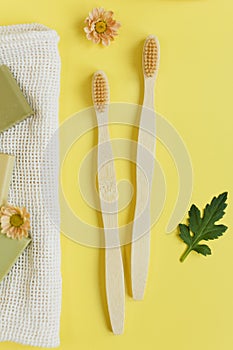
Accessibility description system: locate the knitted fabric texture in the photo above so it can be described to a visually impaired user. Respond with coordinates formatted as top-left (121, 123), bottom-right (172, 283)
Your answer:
top-left (0, 24), bottom-right (61, 347)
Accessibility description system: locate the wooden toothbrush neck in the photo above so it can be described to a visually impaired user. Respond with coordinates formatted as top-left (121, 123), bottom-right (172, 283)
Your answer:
top-left (96, 110), bottom-right (109, 125)
top-left (143, 78), bottom-right (156, 110)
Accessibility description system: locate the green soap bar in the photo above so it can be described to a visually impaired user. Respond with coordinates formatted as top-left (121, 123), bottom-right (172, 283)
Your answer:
top-left (0, 234), bottom-right (31, 282)
top-left (0, 153), bottom-right (31, 283)
top-left (0, 153), bottom-right (15, 205)
top-left (0, 65), bottom-right (33, 132)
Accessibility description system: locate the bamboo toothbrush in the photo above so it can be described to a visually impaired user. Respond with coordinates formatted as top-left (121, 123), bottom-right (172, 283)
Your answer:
top-left (131, 35), bottom-right (160, 300)
top-left (92, 71), bottom-right (125, 335)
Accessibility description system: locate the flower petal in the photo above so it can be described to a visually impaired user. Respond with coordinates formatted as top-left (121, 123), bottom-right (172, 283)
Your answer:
top-left (93, 8), bottom-right (99, 18)
top-left (98, 7), bottom-right (105, 16)
top-left (103, 10), bottom-right (114, 20)
top-left (88, 11), bottom-right (94, 20)
top-left (102, 36), bottom-right (110, 46)
top-left (93, 36), bottom-right (101, 44)
top-left (1, 225), bottom-right (11, 234)
top-left (84, 26), bottom-right (90, 34)
top-left (112, 22), bottom-right (121, 30)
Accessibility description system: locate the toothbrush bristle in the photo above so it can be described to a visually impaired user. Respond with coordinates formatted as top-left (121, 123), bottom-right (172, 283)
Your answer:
top-left (93, 72), bottom-right (109, 113)
top-left (144, 36), bottom-right (160, 78)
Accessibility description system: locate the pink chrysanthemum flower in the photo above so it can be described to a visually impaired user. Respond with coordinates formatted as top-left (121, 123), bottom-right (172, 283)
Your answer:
top-left (0, 205), bottom-right (30, 240)
top-left (84, 8), bottom-right (121, 46)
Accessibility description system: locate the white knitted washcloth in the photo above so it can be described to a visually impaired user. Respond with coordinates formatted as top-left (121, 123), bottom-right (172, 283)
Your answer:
top-left (0, 24), bottom-right (61, 347)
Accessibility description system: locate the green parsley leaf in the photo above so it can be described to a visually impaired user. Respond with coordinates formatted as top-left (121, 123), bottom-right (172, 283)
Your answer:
top-left (179, 192), bottom-right (228, 262)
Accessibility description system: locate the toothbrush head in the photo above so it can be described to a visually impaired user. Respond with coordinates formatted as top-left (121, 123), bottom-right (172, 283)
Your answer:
top-left (143, 35), bottom-right (160, 78)
top-left (92, 71), bottom-right (109, 113)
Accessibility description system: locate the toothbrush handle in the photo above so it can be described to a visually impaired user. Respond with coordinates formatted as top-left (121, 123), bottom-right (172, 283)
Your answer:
top-left (105, 236), bottom-right (125, 335)
top-left (131, 200), bottom-right (151, 300)
top-left (131, 81), bottom-right (156, 300)
top-left (97, 123), bottom-right (125, 334)
top-left (131, 149), bottom-right (154, 300)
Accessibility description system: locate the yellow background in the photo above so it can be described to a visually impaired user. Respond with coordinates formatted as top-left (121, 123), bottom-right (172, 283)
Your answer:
top-left (1, 0), bottom-right (233, 349)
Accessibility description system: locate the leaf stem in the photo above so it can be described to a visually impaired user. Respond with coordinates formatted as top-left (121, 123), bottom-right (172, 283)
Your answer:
top-left (180, 247), bottom-right (192, 262)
